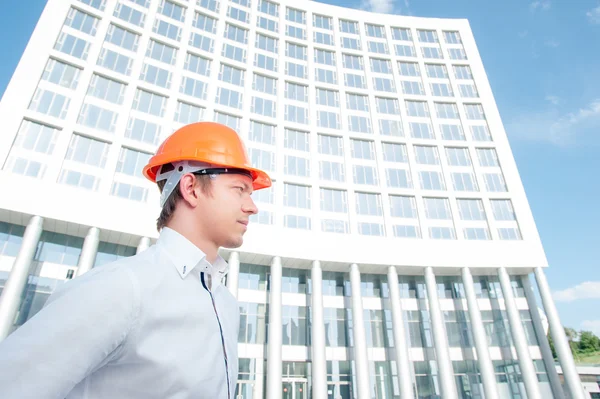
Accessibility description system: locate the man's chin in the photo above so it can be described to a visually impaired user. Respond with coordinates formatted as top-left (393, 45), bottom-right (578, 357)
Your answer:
top-left (222, 236), bottom-right (244, 249)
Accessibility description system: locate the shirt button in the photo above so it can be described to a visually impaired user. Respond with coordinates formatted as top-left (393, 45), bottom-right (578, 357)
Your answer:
top-left (183, 265), bottom-right (186, 274)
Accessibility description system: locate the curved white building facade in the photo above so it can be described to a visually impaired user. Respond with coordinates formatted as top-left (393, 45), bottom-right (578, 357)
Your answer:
top-left (0, 0), bottom-right (586, 398)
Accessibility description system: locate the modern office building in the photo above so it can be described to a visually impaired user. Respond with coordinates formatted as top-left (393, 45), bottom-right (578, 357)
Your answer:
top-left (0, 0), bottom-right (585, 398)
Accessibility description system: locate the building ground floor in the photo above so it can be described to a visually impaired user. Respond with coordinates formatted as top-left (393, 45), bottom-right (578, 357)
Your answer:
top-left (0, 214), bottom-right (589, 399)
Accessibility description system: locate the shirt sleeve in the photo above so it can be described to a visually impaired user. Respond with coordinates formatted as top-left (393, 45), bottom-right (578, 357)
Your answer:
top-left (0, 264), bottom-right (141, 399)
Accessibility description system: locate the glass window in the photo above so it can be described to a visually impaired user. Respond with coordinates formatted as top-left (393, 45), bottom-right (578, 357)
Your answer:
top-left (282, 306), bottom-right (310, 345)
top-left (339, 20), bottom-right (359, 34)
top-left (54, 32), bottom-right (90, 60)
top-left (248, 147), bottom-right (275, 172)
top-left (348, 115), bottom-right (372, 133)
top-left (391, 27), bottom-right (412, 41)
top-left (445, 147), bottom-right (471, 166)
top-left (256, 15), bottom-right (278, 32)
top-left (132, 89), bottom-right (167, 117)
top-left (401, 81), bottom-right (424, 96)
top-left (238, 263), bottom-right (269, 291)
top-left (285, 104), bottom-right (309, 124)
top-left (224, 23), bottom-right (248, 44)
top-left (382, 143), bottom-right (407, 163)
top-left (258, 0), bottom-right (278, 17)
top-left (318, 134), bottom-right (343, 156)
top-left (490, 200), bottom-right (516, 221)
top-left (379, 119), bottom-right (403, 137)
top-left (284, 214), bottom-right (311, 230)
top-left (77, 103), bottom-right (119, 133)
top-left (417, 29), bottom-right (438, 43)
top-left (314, 49), bottom-right (336, 66)
top-left (189, 32), bottom-right (214, 52)
top-left (355, 192), bottom-right (382, 216)
top-left (285, 128), bottom-right (310, 152)
top-left (353, 165), bottom-right (378, 185)
top-left (0, 222), bottom-right (26, 257)
top-left (320, 189), bottom-right (348, 213)
top-left (341, 36), bottom-right (361, 50)
top-left (315, 68), bottom-right (337, 84)
top-left (390, 196), bottom-right (417, 218)
top-left (316, 88), bottom-right (339, 107)
top-left (429, 226), bottom-right (456, 239)
top-left (414, 145), bottom-right (439, 165)
top-left (464, 104), bottom-right (486, 120)
top-left (313, 14), bottom-right (332, 30)
top-left (253, 73), bottom-right (277, 95)
top-left (254, 52), bottom-right (276, 71)
top-left (423, 197), bottom-right (452, 219)
top-left (394, 44), bottom-right (415, 57)
top-left (410, 122), bottom-right (434, 139)
top-left (193, 12), bottom-right (217, 33)
top-left (113, 2), bottom-right (146, 27)
top-left (477, 148), bottom-right (499, 167)
top-left (464, 227), bottom-right (490, 240)
top-left (227, 6), bottom-right (249, 24)
top-left (197, 0), bottom-right (219, 13)
top-left (216, 87), bottom-right (243, 109)
top-left (238, 302), bottom-right (268, 344)
top-left (105, 24), bottom-right (139, 52)
top-left (65, 134), bottom-right (109, 167)
top-left (174, 101), bottom-right (205, 124)
top-left (419, 171), bottom-right (445, 190)
top-left (365, 23), bottom-right (385, 38)
top-left (314, 31), bottom-right (333, 46)
top-left (249, 121), bottom-right (276, 145)
top-left (457, 199), bottom-right (486, 220)
top-left (471, 125), bottom-right (492, 141)
top-left (351, 139), bottom-right (374, 160)
top-left (284, 183), bottom-right (311, 209)
top-left (285, 155), bottom-right (310, 177)
top-left (425, 64), bottom-right (448, 79)
top-left (97, 48), bottom-right (133, 75)
top-left (255, 33), bottom-right (278, 53)
top-left (452, 173), bottom-right (479, 192)
top-left (87, 74), bottom-right (126, 104)
top-left (125, 117), bottom-right (161, 145)
top-left (250, 96), bottom-right (277, 118)
top-left (431, 82), bottom-right (454, 97)
top-left (319, 160), bottom-right (345, 182)
top-left (454, 65), bottom-right (473, 80)
top-left (158, 0), bottom-right (185, 21)
top-left (286, 42), bottom-right (307, 60)
top-left (440, 124), bottom-right (465, 141)
top-left (459, 83), bottom-right (479, 98)
top-left (406, 100), bottom-right (429, 117)
top-left (358, 222), bottom-right (384, 236)
top-left (219, 63), bottom-right (245, 86)
top-left (286, 82), bottom-right (308, 102)
top-left (386, 168), bottom-right (412, 189)
top-left (180, 76), bottom-right (207, 100)
top-left (65, 7), bottom-right (99, 35)
top-left (184, 53), bottom-right (211, 76)
top-left (484, 173), bottom-right (507, 192)
top-left (140, 63), bottom-right (172, 88)
top-left (435, 103), bottom-right (459, 119)
top-left (146, 40), bottom-right (178, 65)
top-left (9, 120), bottom-right (59, 155)
top-left (28, 89), bottom-right (70, 119)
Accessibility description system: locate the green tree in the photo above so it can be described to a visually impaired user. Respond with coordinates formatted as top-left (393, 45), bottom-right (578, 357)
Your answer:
top-left (579, 331), bottom-right (600, 353)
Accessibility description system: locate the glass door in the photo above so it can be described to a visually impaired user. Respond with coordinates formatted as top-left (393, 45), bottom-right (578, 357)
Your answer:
top-left (282, 379), bottom-right (307, 399)
top-left (327, 382), bottom-right (352, 399)
top-left (235, 381), bottom-right (256, 399)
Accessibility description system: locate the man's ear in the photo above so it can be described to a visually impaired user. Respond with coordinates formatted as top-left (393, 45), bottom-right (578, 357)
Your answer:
top-left (178, 173), bottom-right (199, 207)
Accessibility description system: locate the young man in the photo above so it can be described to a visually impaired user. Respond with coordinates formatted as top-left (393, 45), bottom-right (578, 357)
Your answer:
top-left (0, 122), bottom-right (271, 398)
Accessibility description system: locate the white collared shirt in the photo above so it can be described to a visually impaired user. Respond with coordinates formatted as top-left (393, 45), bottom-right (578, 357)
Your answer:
top-left (0, 227), bottom-right (239, 399)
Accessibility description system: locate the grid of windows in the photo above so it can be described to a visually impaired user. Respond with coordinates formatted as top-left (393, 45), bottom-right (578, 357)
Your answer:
top-left (6, 2), bottom-right (525, 240)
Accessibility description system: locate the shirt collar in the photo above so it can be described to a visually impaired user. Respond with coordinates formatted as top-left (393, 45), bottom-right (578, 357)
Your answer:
top-left (156, 227), bottom-right (229, 283)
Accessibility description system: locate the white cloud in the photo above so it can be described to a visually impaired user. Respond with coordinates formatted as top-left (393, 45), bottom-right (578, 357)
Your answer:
top-left (360, 0), bottom-right (393, 13)
top-left (581, 320), bottom-right (600, 336)
top-left (587, 6), bottom-right (600, 24)
top-left (359, 0), bottom-right (409, 14)
top-left (530, 0), bottom-right (551, 11)
top-left (553, 281), bottom-right (600, 302)
top-left (506, 99), bottom-right (600, 146)
top-left (544, 39), bottom-right (560, 48)
top-left (545, 95), bottom-right (560, 105)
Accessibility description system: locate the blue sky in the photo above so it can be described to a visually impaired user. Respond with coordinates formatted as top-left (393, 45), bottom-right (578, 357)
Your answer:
top-left (1, 1), bottom-right (599, 334)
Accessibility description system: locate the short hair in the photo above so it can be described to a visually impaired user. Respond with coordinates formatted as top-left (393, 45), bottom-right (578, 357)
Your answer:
top-left (156, 163), bottom-right (212, 231)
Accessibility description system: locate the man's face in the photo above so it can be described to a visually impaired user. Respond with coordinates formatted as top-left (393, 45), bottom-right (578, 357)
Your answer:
top-left (195, 173), bottom-right (258, 249)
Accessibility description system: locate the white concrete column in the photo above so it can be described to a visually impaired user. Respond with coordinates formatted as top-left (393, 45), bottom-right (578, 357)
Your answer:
top-left (349, 263), bottom-right (370, 399)
top-left (226, 251), bottom-right (240, 298)
top-left (0, 215), bottom-right (43, 340)
top-left (521, 274), bottom-right (565, 399)
top-left (387, 266), bottom-right (413, 399)
top-left (424, 267), bottom-right (457, 399)
top-left (461, 268), bottom-right (499, 399)
top-left (76, 227), bottom-right (100, 277)
top-left (534, 267), bottom-right (586, 399)
top-left (136, 237), bottom-right (151, 253)
top-left (310, 261), bottom-right (327, 399)
top-left (497, 268), bottom-right (542, 399)
top-left (266, 256), bottom-right (282, 399)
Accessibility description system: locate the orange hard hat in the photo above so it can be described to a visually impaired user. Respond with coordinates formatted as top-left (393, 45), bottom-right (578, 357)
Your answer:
top-left (142, 122), bottom-right (272, 191)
